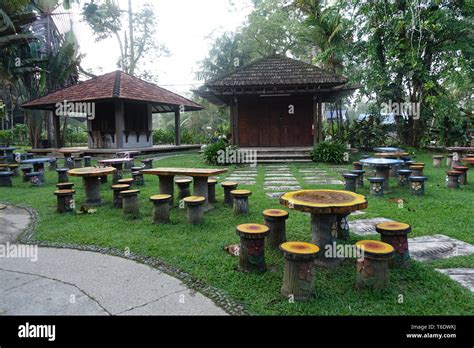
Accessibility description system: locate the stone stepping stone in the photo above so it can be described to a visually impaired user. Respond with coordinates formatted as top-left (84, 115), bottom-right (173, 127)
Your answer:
top-left (305, 180), bottom-right (344, 185)
top-left (265, 173), bottom-right (294, 176)
top-left (349, 217), bottom-right (394, 236)
top-left (264, 181), bottom-right (299, 185)
top-left (265, 192), bottom-right (286, 199)
top-left (351, 210), bottom-right (366, 216)
top-left (264, 186), bottom-right (302, 191)
top-left (302, 176), bottom-right (331, 180)
top-left (435, 268), bottom-right (474, 292)
top-left (409, 235), bottom-right (474, 262)
top-left (264, 177), bottom-right (297, 181)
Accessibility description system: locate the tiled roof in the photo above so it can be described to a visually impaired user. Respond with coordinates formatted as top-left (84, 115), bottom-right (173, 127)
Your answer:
top-left (22, 71), bottom-right (203, 112)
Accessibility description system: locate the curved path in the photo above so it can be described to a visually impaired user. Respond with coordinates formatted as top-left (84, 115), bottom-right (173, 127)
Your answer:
top-left (0, 205), bottom-right (226, 315)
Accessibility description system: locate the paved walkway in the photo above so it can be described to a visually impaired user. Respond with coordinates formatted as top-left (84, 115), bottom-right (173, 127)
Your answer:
top-left (0, 205), bottom-right (226, 315)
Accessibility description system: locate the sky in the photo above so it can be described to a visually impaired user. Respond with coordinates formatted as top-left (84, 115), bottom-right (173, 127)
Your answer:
top-left (64, 0), bottom-right (254, 96)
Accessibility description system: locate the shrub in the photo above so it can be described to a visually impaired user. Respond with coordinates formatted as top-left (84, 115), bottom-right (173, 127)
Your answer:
top-left (202, 139), bottom-right (236, 166)
top-left (153, 129), bottom-right (175, 144)
top-left (311, 141), bottom-right (347, 164)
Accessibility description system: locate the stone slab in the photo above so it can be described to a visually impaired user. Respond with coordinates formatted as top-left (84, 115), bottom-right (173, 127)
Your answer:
top-left (349, 217), bottom-right (394, 236)
top-left (0, 205), bottom-right (32, 243)
top-left (264, 186), bottom-right (302, 191)
top-left (265, 192), bottom-right (286, 199)
top-left (435, 268), bottom-right (474, 292)
top-left (409, 235), bottom-right (474, 262)
top-left (264, 181), bottom-right (299, 185)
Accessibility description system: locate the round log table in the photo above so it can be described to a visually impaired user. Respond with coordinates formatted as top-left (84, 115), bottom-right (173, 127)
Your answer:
top-left (68, 167), bottom-right (116, 206)
top-left (55, 148), bottom-right (81, 169)
top-left (375, 152), bottom-right (410, 177)
top-left (280, 189), bottom-right (368, 267)
top-left (373, 147), bottom-right (404, 153)
top-left (360, 158), bottom-right (403, 193)
top-left (99, 158), bottom-right (133, 184)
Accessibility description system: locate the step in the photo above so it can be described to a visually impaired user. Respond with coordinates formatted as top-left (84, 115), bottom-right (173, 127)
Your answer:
top-left (258, 159), bottom-right (313, 164)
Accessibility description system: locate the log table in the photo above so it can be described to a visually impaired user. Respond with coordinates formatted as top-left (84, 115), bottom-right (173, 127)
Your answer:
top-left (55, 148), bottom-right (82, 169)
top-left (0, 147), bottom-right (18, 163)
top-left (373, 147), bottom-right (405, 153)
top-left (68, 167), bottom-right (116, 206)
top-left (360, 158), bottom-right (403, 193)
top-left (141, 167), bottom-right (228, 211)
top-left (375, 152), bottom-right (409, 177)
top-left (280, 189), bottom-right (368, 267)
top-left (98, 158), bottom-right (133, 184)
top-left (20, 158), bottom-right (55, 184)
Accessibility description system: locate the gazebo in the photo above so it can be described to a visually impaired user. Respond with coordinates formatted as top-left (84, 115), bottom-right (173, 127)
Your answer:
top-left (196, 54), bottom-right (357, 147)
top-left (22, 71), bottom-right (203, 149)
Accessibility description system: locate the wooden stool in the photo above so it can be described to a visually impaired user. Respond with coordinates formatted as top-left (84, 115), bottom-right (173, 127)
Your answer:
top-left (183, 196), bottom-right (205, 224)
top-left (376, 222), bottom-right (411, 268)
top-left (351, 170), bottom-right (365, 188)
top-left (111, 184), bottom-right (131, 208)
top-left (56, 168), bottom-right (69, 183)
top-left (176, 179), bottom-right (192, 199)
top-left (141, 158), bottom-right (153, 169)
top-left (453, 166), bottom-right (468, 185)
top-left (231, 189), bottom-right (252, 215)
top-left (21, 166), bottom-right (33, 182)
top-left (368, 177), bottom-right (384, 196)
top-left (26, 172), bottom-right (42, 186)
top-left (280, 242), bottom-right (319, 300)
top-left (401, 160), bottom-right (415, 170)
top-left (0, 172), bottom-right (13, 187)
top-left (8, 164), bottom-right (19, 176)
top-left (397, 169), bottom-right (412, 187)
top-left (56, 182), bottom-right (75, 190)
top-left (446, 170), bottom-right (462, 189)
top-left (121, 189), bottom-right (140, 218)
top-left (446, 154), bottom-right (454, 167)
top-left (342, 173), bottom-right (358, 192)
top-left (131, 166), bottom-right (145, 172)
top-left (150, 194), bottom-right (172, 224)
top-left (132, 171), bottom-right (145, 186)
top-left (118, 178), bottom-right (134, 187)
top-left (409, 165), bottom-right (424, 177)
top-left (54, 189), bottom-right (76, 213)
top-left (432, 155), bottom-right (443, 168)
top-left (83, 156), bottom-right (92, 167)
top-left (73, 157), bottom-right (83, 168)
top-left (221, 181), bottom-right (238, 205)
top-left (235, 223), bottom-right (270, 273)
top-left (352, 161), bottom-right (363, 171)
top-left (263, 209), bottom-right (289, 249)
top-left (355, 240), bottom-right (394, 289)
top-left (409, 176), bottom-right (427, 196)
top-left (207, 178), bottom-right (218, 203)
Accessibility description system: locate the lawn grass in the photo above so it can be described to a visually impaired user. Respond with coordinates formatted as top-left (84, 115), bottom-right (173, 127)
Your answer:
top-left (1, 151), bottom-right (473, 315)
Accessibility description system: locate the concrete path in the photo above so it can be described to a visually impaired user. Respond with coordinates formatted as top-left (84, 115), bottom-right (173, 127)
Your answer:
top-left (0, 205), bottom-right (226, 315)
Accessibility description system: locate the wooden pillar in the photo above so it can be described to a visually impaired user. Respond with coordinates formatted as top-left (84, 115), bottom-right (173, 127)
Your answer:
top-left (53, 111), bottom-right (60, 148)
top-left (175, 108), bottom-right (181, 146)
top-left (232, 96), bottom-right (239, 146)
top-left (114, 100), bottom-right (124, 149)
top-left (317, 102), bottom-right (323, 143)
top-left (312, 96), bottom-right (318, 146)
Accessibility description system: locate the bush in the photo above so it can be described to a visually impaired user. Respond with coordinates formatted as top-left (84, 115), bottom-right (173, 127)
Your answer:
top-left (202, 139), bottom-right (236, 166)
top-left (311, 141), bottom-right (347, 164)
top-left (153, 129), bottom-right (175, 144)
top-left (0, 130), bottom-right (13, 145)
top-left (65, 128), bottom-right (88, 145)
top-left (0, 124), bottom-right (29, 146)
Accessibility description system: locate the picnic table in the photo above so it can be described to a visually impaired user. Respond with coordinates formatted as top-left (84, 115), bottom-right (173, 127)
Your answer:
top-left (373, 147), bottom-right (404, 153)
top-left (55, 148), bottom-right (82, 168)
top-left (141, 167), bottom-right (228, 211)
top-left (360, 158), bottom-right (403, 193)
top-left (0, 147), bottom-right (18, 163)
top-left (280, 189), bottom-right (368, 266)
top-left (20, 157), bottom-right (55, 183)
top-left (99, 158), bottom-right (134, 183)
top-left (68, 167), bottom-right (116, 206)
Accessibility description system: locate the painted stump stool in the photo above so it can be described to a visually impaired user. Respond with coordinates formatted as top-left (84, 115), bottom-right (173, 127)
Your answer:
top-left (25, 172), bottom-right (42, 186)
top-left (56, 168), bottom-right (69, 183)
top-left (397, 169), bottom-right (412, 187)
top-left (432, 155), bottom-right (444, 168)
top-left (121, 189), bottom-right (140, 218)
top-left (342, 173), bottom-right (358, 192)
top-left (408, 176), bottom-right (427, 196)
top-left (353, 162), bottom-right (363, 171)
top-left (150, 194), bottom-right (172, 224)
top-left (207, 178), bottom-right (218, 203)
top-left (262, 209), bottom-right (289, 249)
top-left (20, 158), bottom-right (53, 184)
top-left (280, 190), bottom-right (368, 267)
top-left (446, 170), bottom-right (462, 189)
top-left (118, 178), bottom-right (134, 187)
top-left (221, 181), bottom-right (239, 205)
top-left (56, 182), bottom-right (74, 190)
top-left (452, 166), bottom-right (468, 185)
top-left (21, 166), bottom-right (33, 182)
top-left (54, 189), bottom-right (76, 213)
top-left (231, 189), bottom-right (252, 215)
top-left (183, 196), bottom-right (205, 225)
top-left (401, 160), bottom-right (415, 170)
top-left (83, 156), bottom-right (92, 167)
top-left (111, 184), bottom-right (131, 208)
top-left (141, 159), bottom-right (153, 169)
top-left (0, 171), bottom-right (13, 187)
top-left (447, 154), bottom-right (454, 167)
top-left (68, 167), bottom-right (116, 206)
top-left (368, 177), bottom-right (385, 196)
top-left (73, 157), bottom-right (83, 168)
top-left (409, 165), bottom-right (424, 177)
top-left (132, 171), bottom-right (145, 186)
top-left (351, 169), bottom-right (365, 188)
top-left (280, 242), bottom-right (319, 301)
top-left (176, 178), bottom-right (192, 200)
top-left (355, 240), bottom-right (394, 289)
top-left (376, 222), bottom-right (411, 268)
top-left (235, 223), bottom-right (270, 273)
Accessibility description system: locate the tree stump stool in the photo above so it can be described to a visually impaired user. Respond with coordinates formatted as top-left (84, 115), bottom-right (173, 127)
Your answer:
top-left (235, 223), bottom-right (270, 273)
top-left (409, 176), bottom-right (427, 196)
top-left (0, 172), bottom-right (13, 187)
top-left (73, 157), bottom-right (83, 168)
top-left (351, 169), bottom-right (365, 188)
top-left (111, 184), bottom-right (131, 208)
top-left (221, 181), bottom-right (238, 205)
top-left (56, 182), bottom-right (74, 190)
top-left (446, 170), bottom-right (462, 189)
top-left (355, 240), bottom-right (394, 289)
top-left (49, 158), bottom-right (57, 171)
top-left (150, 194), bottom-right (172, 224)
top-left (262, 209), bottom-right (289, 249)
top-left (409, 165), bottom-right (424, 177)
top-left (432, 155), bottom-right (444, 168)
top-left (56, 168), bottom-right (69, 183)
top-left (376, 221), bottom-right (411, 268)
top-left (8, 164), bottom-right (19, 176)
top-left (183, 196), bottom-right (205, 225)
top-left (453, 166), bottom-right (468, 185)
top-left (353, 162), bottom-right (363, 171)
top-left (54, 189), bottom-right (76, 213)
top-left (368, 177), bottom-right (384, 196)
top-left (83, 156), bottom-right (92, 167)
top-left (21, 166), bottom-right (33, 182)
top-left (176, 179), bottom-right (192, 200)
top-left (121, 189), bottom-right (140, 218)
top-left (231, 189), bottom-right (252, 215)
top-left (397, 169), bottom-right (412, 187)
top-left (280, 242), bottom-right (319, 300)
top-left (446, 154), bottom-right (454, 167)
top-left (141, 159), bottom-right (153, 169)
top-left (64, 156), bottom-right (74, 169)
top-left (208, 178), bottom-right (218, 203)
top-left (26, 172), bottom-right (42, 186)
top-left (401, 160), bottom-right (415, 170)
top-left (342, 173), bottom-right (358, 192)
top-left (132, 171), bottom-right (145, 186)
top-left (118, 178), bottom-right (134, 187)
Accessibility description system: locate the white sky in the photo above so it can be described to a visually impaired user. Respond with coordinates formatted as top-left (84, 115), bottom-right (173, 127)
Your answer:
top-left (67, 0), bottom-right (254, 96)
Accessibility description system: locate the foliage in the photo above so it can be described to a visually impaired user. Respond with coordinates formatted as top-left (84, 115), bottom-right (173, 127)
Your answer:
top-left (152, 128), bottom-right (175, 145)
top-left (152, 128), bottom-right (205, 145)
top-left (0, 124), bottom-right (29, 145)
top-left (202, 139), bottom-right (235, 166)
top-left (64, 127), bottom-right (88, 146)
top-left (347, 116), bottom-right (392, 150)
top-left (311, 140), bottom-right (347, 164)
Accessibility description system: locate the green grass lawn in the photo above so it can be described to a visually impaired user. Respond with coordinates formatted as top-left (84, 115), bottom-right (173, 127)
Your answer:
top-left (1, 151), bottom-right (474, 315)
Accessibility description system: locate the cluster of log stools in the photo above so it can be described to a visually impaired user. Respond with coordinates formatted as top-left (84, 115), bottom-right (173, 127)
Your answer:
top-left (432, 153), bottom-right (471, 189)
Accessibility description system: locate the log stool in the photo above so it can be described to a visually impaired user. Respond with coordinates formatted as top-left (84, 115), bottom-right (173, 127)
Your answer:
top-left (49, 158), bottom-right (57, 171)
top-left (353, 162), bottom-right (363, 171)
top-left (111, 184), bottom-right (131, 208)
top-left (54, 189), bottom-right (76, 213)
top-left (26, 172), bottom-right (42, 186)
top-left (409, 165), bottom-right (424, 177)
top-left (409, 176), bottom-right (427, 196)
top-left (8, 164), bottom-right (19, 176)
top-left (73, 157), bottom-right (83, 168)
top-left (221, 181), bottom-right (238, 205)
top-left (280, 242), bottom-right (319, 300)
top-left (342, 173), bottom-right (358, 192)
top-left (183, 196), bottom-right (205, 225)
top-left (176, 179), bottom-right (192, 200)
top-left (0, 172), bottom-right (13, 187)
top-left (141, 158), bottom-right (153, 169)
top-left (57, 168), bottom-right (69, 183)
top-left (21, 166), bottom-right (33, 182)
top-left (150, 194), bottom-right (172, 224)
top-left (132, 171), bottom-right (145, 186)
top-left (432, 155), bottom-right (444, 168)
top-left (368, 177), bottom-right (384, 196)
top-left (446, 154), bottom-right (454, 167)
top-left (121, 189), bottom-right (140, 218)
top-left (453, 166), bottom-right (468, 185)
top-left (262, 209), bottom-right (289, 249)
top-left (397, 169), bottom-right (412, 187)
top-left (118, 178), bottom-right (134, 187)
top-left (355, 240), bottom-right (394, 289)
top-left (235, 223), bottom-right (270, 273)
top-left (56, 182), bottom-right (74, 190)
top-left (401, 160), bottom-right (415, 170)
top-left (446, 170), bottom-right (462, 189)
top-left (231, 189), bottom-right (252, 215)
top-left (376, 221), bottom-right (411, 268)
top-left (351, 169), bottom-right (365, 188)
top-left (361, 154), bottom-right (370, 159)
top-left (83, 156), bottom-right (92, 167)
top-left (131, 166), bottom-right (145, 172)
top-left (208, 178), bottom-right (218, 203)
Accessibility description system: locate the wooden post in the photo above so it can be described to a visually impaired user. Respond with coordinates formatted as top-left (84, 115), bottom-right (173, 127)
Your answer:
top-left (312, 96), bottom-right (318, 146)
top-left (233, 97), bottom-right (239, 146)
top-left (114, 100), bottom-right (124, 149)
top-left (175, 108), bottom-right (181, 146)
